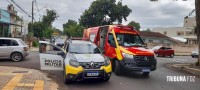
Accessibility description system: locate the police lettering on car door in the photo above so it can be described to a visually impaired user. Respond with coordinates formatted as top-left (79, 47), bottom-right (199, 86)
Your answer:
top-left (39, 41), bottom-right (65, 70)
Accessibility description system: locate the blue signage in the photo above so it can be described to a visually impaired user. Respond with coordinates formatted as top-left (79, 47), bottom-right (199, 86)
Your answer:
top-left (0, 9), bottom-right (10, 23)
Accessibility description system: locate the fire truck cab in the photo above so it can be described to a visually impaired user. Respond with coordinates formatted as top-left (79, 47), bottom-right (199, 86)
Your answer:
top-left (83, 25), bottom-right (157, 76)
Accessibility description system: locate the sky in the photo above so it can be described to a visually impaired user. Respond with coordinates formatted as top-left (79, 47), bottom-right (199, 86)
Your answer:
top-left (0, 0), bottom-right (195, 31)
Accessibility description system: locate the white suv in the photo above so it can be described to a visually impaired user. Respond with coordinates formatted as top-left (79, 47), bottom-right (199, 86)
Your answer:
top-left (0, 38), bottom-right (29, 61)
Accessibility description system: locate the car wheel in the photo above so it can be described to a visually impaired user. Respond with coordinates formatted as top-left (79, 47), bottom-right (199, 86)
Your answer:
top-left (170, 54), bottom-right (174, 58)
top-left (143, 72), bottom-right (150, 76)
top-left (103, 77), bottom-right (110, 81)
top-left (115, 60), bottom-right (121, 75)
top-left (11, 52), bottom-right (22, 62)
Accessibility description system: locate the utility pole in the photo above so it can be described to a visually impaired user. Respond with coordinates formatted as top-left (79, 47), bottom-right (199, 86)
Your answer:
top-left (31, 0), bottom-right (34, 36)
top-left (195, 0), bottom-right (200, 65)
top-left (29, 0), bottom-right (34, 49)
top-left (21, 17), bottom-right (23, 33)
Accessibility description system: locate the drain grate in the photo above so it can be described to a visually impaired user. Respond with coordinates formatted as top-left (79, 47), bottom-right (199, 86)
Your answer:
top-left (12, 71), bottom-right (29, 73)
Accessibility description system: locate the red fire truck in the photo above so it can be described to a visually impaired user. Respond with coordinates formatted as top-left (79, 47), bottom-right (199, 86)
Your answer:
top-left (83, 25), bottom-right (157, 76)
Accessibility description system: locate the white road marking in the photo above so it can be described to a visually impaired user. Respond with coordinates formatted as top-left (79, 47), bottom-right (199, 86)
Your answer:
top-left (158, 57), bottom-right (187, 63)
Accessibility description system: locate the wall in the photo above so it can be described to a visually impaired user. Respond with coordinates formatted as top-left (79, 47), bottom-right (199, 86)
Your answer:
top-left (147, 43), bottom-right (197, 53)
top-left (152, 27), bottom-right (195, 38)
top-left (184, 16), bottom-right (196, 27)
top-left (142, 37), bottom-right (176, 45)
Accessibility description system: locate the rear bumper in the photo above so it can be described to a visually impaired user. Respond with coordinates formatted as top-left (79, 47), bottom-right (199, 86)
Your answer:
top-left (119, 57), bottom-right (157, 72)
top-left (22, 51), bottom-right (29, 58)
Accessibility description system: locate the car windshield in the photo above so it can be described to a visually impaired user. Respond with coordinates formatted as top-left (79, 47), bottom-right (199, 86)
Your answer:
top-left (152, 46), bottom-right (162, 50)
top-left (69, 43), bottom-right (101, 54)
top-left (115, 33), bottom-right (144, 47)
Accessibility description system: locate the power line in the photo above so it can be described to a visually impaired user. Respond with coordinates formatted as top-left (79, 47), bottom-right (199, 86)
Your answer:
top-left (10, 0), bottom-right (31, 17)
top-left (7, 0), bottom-right (25, 14)
top-left (34, 0), bottom-right (41, 21)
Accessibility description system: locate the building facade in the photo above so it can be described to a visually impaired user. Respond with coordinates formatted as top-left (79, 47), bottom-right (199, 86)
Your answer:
top-left (139, 31), bottom-right (180, 45)
top-left (152, 16), bottom-right (197, 44)
top-left (0, 8), bottom-right (11, 37)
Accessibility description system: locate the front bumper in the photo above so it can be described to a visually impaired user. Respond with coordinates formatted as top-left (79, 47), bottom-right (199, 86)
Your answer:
top-left (119, 56), bottom-right (157, 72)
top-left (64, 64), bottom-right (112, 81)
top-left (65, 70), bottom-right (112, 81)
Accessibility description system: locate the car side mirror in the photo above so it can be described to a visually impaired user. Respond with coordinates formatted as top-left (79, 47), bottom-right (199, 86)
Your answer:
top-left (57, 52), bottom-right (65, 56)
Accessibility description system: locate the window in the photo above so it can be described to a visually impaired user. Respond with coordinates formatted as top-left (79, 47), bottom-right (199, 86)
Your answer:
top-left (40, 43), bottom-right (62, 55)
top-left (0, 39), bottom-right (11, 46)
top-left (11, 40), bottom-right (19, 46)
top-left (176, 31), bottom-right (184, 36)
top-left (69, 43), bottom-right (100, 54)
top-left (108, 33), bottom-right (116, 47)
top-left (90, 34), bottom-right (96, 42)
top-left (149, 40), bottom-right (153, 43)
top-left (164, 31), bottom-right (167, 35)
top-left (185, 31), bottom-right (194, 36)
top-left (115, 33), bottom-right (145, 47)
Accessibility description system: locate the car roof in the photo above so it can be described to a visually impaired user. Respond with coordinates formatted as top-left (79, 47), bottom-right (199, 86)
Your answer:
top-left (69, 40), bottom-right (93, 44)
top-left (0, 37), bottom-right (21, 40)
top-left (39, 41), bottom-right (50, 44)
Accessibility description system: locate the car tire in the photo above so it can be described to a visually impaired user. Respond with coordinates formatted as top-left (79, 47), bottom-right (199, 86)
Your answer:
top-left (11, 52), bottom-right (22, 62)
top-left (170, 54), bottom-right (174, 58)
top-left (115, 60), bottom-right (121, 75)
top-left (143, 72), bottom-right (150, 76)
top-left (103, 77), bottom-right (110, 81)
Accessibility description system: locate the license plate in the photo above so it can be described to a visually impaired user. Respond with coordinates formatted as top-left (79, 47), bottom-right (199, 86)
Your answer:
top-left (142, 68), bottom-right (150, 72)
top-left (87, 72), bottom-right (99, 76)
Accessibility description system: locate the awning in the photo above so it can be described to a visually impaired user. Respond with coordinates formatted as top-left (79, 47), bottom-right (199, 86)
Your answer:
top-left (171, 37), bottom-right (187, 43)
top-left (0, 21), bottom-right (22, 27)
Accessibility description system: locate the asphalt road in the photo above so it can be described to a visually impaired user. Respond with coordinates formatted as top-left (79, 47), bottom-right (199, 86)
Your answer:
top-left (0, 52), bottom-right (200, 90)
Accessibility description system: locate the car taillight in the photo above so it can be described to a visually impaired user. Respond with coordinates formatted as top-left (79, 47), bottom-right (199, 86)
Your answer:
top-left (24, 47), bottom-right (29, 51)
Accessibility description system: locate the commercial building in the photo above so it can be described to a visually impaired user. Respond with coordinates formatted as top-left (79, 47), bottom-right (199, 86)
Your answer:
top-left (0, 8), bottom-right (11, 37)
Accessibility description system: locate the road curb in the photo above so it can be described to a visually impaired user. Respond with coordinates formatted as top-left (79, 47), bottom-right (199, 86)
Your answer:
top-left (171, 64), bottom-right (200, 77)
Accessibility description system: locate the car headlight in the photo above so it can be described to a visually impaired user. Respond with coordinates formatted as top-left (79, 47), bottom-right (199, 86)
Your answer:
top-left (69, 60), bottom-right (79, 67)
top-left (104, 58), bottom-right (110, 66)
top-left (122, 52), bottom-right (133, 58)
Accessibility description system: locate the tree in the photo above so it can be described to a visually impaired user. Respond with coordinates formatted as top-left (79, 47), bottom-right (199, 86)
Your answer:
top-left (144, 28), bottom-right (151, 32)
top-left (42, 9), bottom-right (58, 27)
top-left (63, 20), bottom-right (84, 37)
top-left (150, 0), bottom-right (200, 65)
top-left (79, 0), bottom-right (132, 27)
top-left (28, 9), bottom-right (58, 39)
top-left (127, 21), bottom-right (141, 31)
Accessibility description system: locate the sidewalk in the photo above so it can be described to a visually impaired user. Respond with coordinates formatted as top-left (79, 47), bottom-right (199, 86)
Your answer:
top-left (168, 64), bottom-right (200, 77)
top-left (0, 66), bottom-right (58, 90)
top-left (30, 47), bottom-right (39, 52)
top-left (175, 52), bottom-right (191, 56)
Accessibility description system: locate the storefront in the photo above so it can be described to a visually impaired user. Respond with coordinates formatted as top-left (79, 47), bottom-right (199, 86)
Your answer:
top-left (0, 8), bottom-right (11, 37)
